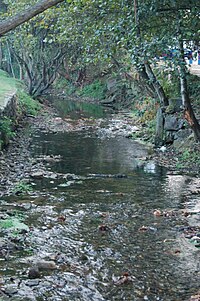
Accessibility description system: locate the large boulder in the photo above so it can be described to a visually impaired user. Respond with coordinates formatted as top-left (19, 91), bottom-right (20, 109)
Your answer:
top-left (164, 115), bottom-right (184, 131)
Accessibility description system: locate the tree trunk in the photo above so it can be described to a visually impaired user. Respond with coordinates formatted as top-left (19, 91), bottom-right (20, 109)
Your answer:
top-left (0, 0), bottom-right (64, 36)
top-left (0, 42), bottom-right (2, 68)
top-left (137, 65), bottom-right (157, 98)
top-left (6, 41), bottom-right (15, 78)
top-left (179, 40), bottom-right (200, 141)
top-left (133, 0), bottom-right (168, 107)
top-left (144, 63), bottom-right (169, 106)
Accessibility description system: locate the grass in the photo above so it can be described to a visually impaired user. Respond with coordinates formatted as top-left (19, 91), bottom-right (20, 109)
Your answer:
top-left (0, 70), bottom-right (17, 105)
top-left (0, 69), bottom-right (41, 116)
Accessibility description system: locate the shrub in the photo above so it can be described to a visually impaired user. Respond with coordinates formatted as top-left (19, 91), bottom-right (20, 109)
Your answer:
top-left (78, 80), bottom-right (106, 100)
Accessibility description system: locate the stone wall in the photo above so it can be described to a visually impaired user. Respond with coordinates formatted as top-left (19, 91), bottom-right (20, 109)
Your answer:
top-left (154, 103), bottom-right (193, 148)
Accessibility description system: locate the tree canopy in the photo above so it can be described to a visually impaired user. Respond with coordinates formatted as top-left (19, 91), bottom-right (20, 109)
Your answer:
top-left (0, 0), bottom-right (200, 140)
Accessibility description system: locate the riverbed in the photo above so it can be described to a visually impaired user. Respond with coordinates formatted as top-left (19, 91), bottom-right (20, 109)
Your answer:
top-left (0, 99), bottom-right (199, 301)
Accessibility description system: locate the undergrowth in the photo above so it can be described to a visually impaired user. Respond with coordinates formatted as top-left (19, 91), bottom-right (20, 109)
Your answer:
top-left (131, 97), bottom-right (158, 142)
top-left (17, 90), bottom-right (41, 116)
top-left (77, 80), bottom-right (106, 100)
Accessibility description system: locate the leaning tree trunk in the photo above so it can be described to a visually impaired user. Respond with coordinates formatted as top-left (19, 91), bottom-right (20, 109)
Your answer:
top-left (0, 0), bottom-right (64, 36)
top-left (137, 65), bottom-right (156, 98)
top-left (144, 62), bottom-right (169, 107)
top-left (133, 1), bottom-right (168, 107)
top-left (179, 40), bottom-right (200, 141)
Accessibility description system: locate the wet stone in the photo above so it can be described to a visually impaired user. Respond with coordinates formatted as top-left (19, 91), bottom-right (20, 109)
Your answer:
top-left (28, 267), bottom-right (40, 279)
top-left (25, 279), bottom-right (40, 287)
top-left (30, 171), bottom-right (45, 179)
top-left (35, 260), bottom-right (58, 271)
top-left (3, 284), bottom-right (18, 296)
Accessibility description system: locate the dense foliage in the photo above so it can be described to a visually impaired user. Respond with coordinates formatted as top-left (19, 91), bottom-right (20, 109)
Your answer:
top-left (0, 0), bottom-right (200, 140)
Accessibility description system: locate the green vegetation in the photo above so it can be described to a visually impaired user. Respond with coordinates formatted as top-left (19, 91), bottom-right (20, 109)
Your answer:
top-left (0, 116), bottom-right (15, 138)
top-left (55, 78), bottom-right (106, 100)
top-left (131, 97), bottom-right (158, 142)
top-left (77, 80), bottom-right (106, 100)
top-left (55, 78), bottom-right (76, 96)
top-left (0, 70), bottom-right (41, 148)
top-left (176, 149), bottom-right (200, 169)
top-left (0, 70), bottom-right (16, 103)
top-left (0, 217), bottom-right (29, 235)
top-left (0, 116), bottom-right (15, 149)
top-left (17, 90), bottom-right (41, 116)
top-left (0, 207), bottom-right (29, 236)
top-left (0, 70), bottom-right (41, 117)
top-left (12, 180), bottom-right (33, 194)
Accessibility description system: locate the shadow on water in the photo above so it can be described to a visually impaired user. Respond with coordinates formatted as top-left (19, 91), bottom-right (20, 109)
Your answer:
top-left (0, 99), bottom-right (199, 301)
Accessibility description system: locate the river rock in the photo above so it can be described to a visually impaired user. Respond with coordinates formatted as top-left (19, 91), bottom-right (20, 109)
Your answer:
top-left (13, 281), bottom-right (37, 301)
top-left (30, 171), bottom-right (45, 179)
top-left (45, 172), bottom-right (58, 179)
top-left (25, 279), bottom-right (40, 287)
top-left (34, 260), bottom-right (58, 271)
top-left (28, 267), bottom-right (40, 279)
top-left (28, 261), bottom-right (58, 281)
top-left (3, 284), bottom-right (18, 295)
top-left (174, 128), bottom-right (192, 141)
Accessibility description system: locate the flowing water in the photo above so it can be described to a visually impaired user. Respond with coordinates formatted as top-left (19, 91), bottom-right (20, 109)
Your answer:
top-left (0, 100), bottom-right (199, 301)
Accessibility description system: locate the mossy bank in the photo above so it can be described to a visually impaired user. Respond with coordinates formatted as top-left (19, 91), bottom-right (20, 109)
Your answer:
top-left (0, 70), bottom-right (41, 149)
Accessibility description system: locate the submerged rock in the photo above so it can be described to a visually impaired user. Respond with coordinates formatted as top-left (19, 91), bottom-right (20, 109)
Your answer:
top-left (28, 260), bottom-right (58, 279)
top-left (35, 260), bottom-right (58, 271)
top-left (28, 267), bottom-right (40, 279)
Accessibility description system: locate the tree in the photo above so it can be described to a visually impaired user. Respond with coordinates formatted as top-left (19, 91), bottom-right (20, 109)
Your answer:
top-left (0, 0), bottom-right (64, 36)
top-left (140, 0), bottom-right (200, 141)
top-left (68, 0), bottom-right (200, 141)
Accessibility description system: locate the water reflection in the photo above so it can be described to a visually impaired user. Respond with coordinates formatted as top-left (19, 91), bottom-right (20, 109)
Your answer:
top-left (53, 97), bottom-right (106, 119)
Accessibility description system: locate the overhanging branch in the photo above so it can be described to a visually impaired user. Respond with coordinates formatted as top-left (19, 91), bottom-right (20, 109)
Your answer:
top-left (0, 0), bottom-right (64, 36)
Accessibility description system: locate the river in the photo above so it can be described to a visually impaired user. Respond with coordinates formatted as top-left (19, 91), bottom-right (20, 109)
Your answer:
top-left (0, 99), bottom-right (199, 301)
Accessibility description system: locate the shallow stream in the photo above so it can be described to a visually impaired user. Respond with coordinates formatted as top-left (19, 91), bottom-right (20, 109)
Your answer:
top-left (0, 100), bottom-right (199, 301)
